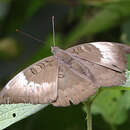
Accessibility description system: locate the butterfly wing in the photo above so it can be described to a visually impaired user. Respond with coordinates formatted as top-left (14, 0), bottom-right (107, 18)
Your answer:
top-left (52, 61), bottom-right (97, 107)
top-left (66, 42), bottom-right (127, 87)
top-left (51, 48), bottom-right (98, 107)
top-left (67, 42), bottom-right (127, 87)
top-left (77, 60), bottom-right (126, 87)
top-left (0, 56), bottom-right (58, 104)
top-left (0, 42), bottom-right (127, 105)
top-left (67, 42), bottom-right (127, 72)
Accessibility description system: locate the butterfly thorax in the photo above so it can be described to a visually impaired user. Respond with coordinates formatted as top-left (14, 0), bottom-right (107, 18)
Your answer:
top-left (51, 46), bottom-right (73, 64)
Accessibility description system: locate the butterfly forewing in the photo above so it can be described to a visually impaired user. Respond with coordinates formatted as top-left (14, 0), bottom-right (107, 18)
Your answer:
top-left (65, 42), bottom-right (127, 87)
top-left (0, 56), bottom-right (58, 104)
top-left (67, 42), bottom-right (127, 72)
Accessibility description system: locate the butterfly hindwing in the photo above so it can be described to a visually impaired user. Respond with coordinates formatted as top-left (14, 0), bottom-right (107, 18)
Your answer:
top-left (76, 60), bottom-right (126, 87)
top-left (52, 61), bottom-right (97, 107)
top-left (51, 48), bottom-right (98, 107)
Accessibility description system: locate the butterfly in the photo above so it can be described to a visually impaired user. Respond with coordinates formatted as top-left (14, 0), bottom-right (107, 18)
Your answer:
top-left (0, 41), bottom-right (129, 107)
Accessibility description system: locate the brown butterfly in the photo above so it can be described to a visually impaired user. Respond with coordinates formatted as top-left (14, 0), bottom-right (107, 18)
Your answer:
top-left (0, 41), bottom-right (129, 107)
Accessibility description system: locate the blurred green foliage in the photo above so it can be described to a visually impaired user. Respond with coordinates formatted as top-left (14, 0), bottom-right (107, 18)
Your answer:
top-left (1, 0), bottom-right (130, 130)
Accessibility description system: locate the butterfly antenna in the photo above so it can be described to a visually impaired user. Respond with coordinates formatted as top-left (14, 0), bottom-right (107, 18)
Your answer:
top-left (52, 16), bottom-right (56, 47)
top-left (16, 29), bottom-right (43, 43)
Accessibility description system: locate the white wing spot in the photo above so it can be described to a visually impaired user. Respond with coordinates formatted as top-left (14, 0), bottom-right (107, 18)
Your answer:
top-left (5, 72), bottom-right (28, 90)
top-left (35, 83), bottom-right (40, 87)
top-left (5, 71), bottom-right (56, 97)
top-left (89, 42), bottom-right (116, 64)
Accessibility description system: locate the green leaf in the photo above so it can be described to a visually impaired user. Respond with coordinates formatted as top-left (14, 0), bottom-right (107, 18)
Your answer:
top-left (0, 104), bottom-right (48, 129)
top-left (90, 71), bottom-right (130, 125)
top-left (91, 89), bottom-right (126, 125)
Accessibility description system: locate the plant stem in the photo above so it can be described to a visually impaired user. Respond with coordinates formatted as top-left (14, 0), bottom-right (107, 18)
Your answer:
top-left (83, 90), bottom-right (101, 130)
top-left (86, 102), bottom-right (92, 130)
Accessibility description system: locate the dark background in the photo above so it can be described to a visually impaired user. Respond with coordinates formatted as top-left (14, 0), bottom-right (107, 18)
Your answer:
top-left (0, 0), bottom-right (130, 130)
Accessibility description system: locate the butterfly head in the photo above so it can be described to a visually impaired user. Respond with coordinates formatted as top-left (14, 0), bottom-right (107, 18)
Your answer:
top-left (51, 46), bottom-right (67, 60)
